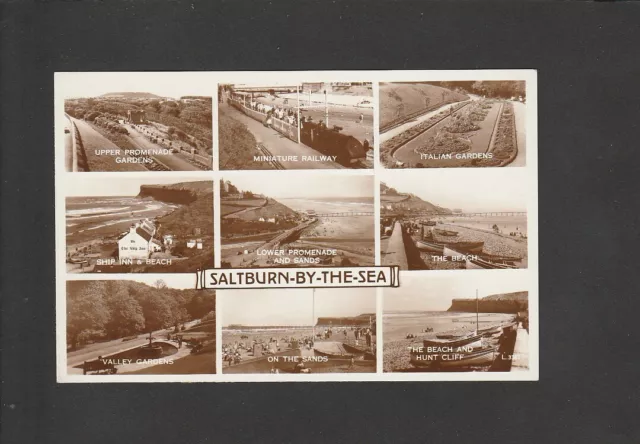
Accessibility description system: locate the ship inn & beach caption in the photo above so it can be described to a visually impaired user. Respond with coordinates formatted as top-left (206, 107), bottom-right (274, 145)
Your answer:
top-left (55, 71), bottom-right (537, 382)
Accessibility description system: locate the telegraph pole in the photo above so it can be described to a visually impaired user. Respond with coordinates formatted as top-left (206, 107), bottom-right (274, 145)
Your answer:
top-left (324, 89), bottom-right (329, 127)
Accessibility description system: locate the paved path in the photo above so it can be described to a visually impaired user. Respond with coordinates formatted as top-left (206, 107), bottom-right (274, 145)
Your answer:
top-left (511, 101), bottom-right (527, 166)
top-left (382, 222), bottom-right (408, 270)
top-left (223, 103), bottom-right (342, 170)
top-left (64, 128), bottom-right (73, 172)
top-left (124, 125), bottom-right (201, 171)
top-left (71, 118), bottom-right (146, 171)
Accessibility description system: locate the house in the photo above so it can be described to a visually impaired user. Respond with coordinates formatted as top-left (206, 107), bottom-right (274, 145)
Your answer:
top-left (150, 239), bottom-right (163, 252)
top-left (163, 234), bottom-right (174, 246)
top-left (127, 110), bottom-right (146, 124)
top-left (186, 239), bottom-right (196, 249)
top-left (258, 217), bottom-right (265, 222)
top-left (117, 219), bottom-right (159, 260)
top-left (196, 239), bottom-right (203, 249)
top-left (267, 217), bottom-right (276, 223)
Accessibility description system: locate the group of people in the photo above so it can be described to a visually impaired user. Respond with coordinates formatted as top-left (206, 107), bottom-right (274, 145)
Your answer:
top-left (247, 100), bottom-right (300, 127)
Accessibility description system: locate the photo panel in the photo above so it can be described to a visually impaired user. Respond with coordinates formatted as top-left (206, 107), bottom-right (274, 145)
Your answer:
top-left (383, 272), bottom-right (530, 373)
top-left (66, 275), bottom-right (216, 376)
top-left (65, 176), bottom-right (214, 273)
top-left (59, 72), bottom-right (213, 172)
top-left (380, 168), bottom-right (528, 271)
top-left (379, 80), bottom-right (526, 169)
top-left (219, 173), bottom-right (375, 268)
top-left (220, 287), bottom-right (377, 374)
top-left (218, 81), bottom-right (374, 170)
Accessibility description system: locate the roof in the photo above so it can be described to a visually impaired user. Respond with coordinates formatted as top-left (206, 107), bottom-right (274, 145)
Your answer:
top-left (136, 227), bottom-right (153, 242)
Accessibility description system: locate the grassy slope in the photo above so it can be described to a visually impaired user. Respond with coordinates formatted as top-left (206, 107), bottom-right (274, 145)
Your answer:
top-left (379, 83), bottom-right (468, 128)
top-left (218, 105), bottom-right (271, 170)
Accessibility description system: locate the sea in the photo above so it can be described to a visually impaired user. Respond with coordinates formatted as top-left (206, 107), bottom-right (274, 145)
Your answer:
top-left (383, 311), bottom-right (514, 342)
top-left (66, 196), bottom-right (178, 244)
top-left (278, 197), bottom-right (374, 214)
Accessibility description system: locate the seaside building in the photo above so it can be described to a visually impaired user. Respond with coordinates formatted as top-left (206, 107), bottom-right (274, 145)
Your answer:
top-left (117, 219), bottom-right (161, 260)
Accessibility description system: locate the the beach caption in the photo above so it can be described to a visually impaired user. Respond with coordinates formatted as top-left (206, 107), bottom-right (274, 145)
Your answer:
top-left (195, 266), bottom-right (400, 289)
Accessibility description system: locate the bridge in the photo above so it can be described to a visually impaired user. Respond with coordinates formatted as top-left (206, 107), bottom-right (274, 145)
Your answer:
top-left (312, 212), bottom-right (374, 217)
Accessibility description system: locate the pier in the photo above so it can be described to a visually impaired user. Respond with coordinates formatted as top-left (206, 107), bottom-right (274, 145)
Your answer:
top-left (313, 212), bottom-right (374, 217)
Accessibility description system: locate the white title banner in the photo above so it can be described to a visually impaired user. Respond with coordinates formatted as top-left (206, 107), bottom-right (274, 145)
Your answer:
top-left (196, 266), bottom-right (400, 289)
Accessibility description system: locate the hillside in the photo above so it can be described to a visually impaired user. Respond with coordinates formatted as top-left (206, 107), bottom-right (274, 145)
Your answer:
top-left (447, 291), bottom-right (528, 314)
top-left (224, 198), bottom-right (297, 221)
top-left (100, 92), bottom-right (162, 99)
top-left (380, 82), bottom-right (468, 128)
top-left (138, 181), bottom-right (213, 237)
top-left (380, 182), bottom-right (451, 214)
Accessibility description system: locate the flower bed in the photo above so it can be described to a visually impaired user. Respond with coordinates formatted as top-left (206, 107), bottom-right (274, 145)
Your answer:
top-left (381, 102), bottom-right (469, 167)
top-left (444, 109), bottom-right (480, 133)
top-left (416, 131), bottom-right (471, 155)
top-left (477, 102), bottom-right (517, 167)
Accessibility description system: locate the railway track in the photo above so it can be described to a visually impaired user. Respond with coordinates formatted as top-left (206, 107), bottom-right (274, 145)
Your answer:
top-left (256, 143), bottom-right (285, 170)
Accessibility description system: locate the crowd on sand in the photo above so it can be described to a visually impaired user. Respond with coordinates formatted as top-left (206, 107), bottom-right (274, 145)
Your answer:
top-left (221, 326), bottom-right (374, 368)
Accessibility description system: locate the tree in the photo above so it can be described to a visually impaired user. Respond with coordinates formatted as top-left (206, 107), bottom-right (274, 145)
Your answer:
top-left (104, 282), bottom-right (145, 338)
top-left (153, 279), bottom-right (167, 290)
top-left (67, 281), bottom-right (110, 349)
top-left (138, 291), bottom-right (174, 334)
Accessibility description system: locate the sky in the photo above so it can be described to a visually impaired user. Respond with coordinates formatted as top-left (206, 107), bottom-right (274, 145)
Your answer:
top-left (65, 177), bottom-right (210, 197)
top-left (222, 174), bottom-right (373, 199)
top-left (384, 272), bottom-right (528, 312)
top-left (220, 288), bottom-right (376, 326)
top-left (379, 169), bottom-right (527, 212)
top-left (57, 72), bottom-right (213, 99)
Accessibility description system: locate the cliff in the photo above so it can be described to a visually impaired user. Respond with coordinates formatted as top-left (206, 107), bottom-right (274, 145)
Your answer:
top-left (138, 181), bottom-right (212, 204)
top-left (447, 291), bottom-right (528, 314)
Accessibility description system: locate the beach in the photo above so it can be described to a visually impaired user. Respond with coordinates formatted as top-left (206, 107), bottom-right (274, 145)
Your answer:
top-left (383, 311), bottom-right (513, 372)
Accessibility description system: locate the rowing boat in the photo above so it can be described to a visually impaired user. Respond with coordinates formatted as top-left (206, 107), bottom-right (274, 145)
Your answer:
top-left (422, 332), bottom-right (483, 348)
top-left (434, 228), bottom-right (458, 236)
top-left (466, 257), bottom-right (518, 269)
top-left (415, 239), bottom-right (444, 253)
top-left (410, 346), bottom-right (497, 369)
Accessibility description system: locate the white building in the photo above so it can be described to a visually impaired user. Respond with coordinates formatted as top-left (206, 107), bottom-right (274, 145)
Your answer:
top-left (186, 239), bottom-right (196, 249)
top-left (118, 220), bottom-right (161, 260)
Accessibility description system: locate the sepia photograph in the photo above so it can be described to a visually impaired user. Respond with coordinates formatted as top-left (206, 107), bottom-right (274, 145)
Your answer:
top-left (379, 81), bottom-right (526, 168)
top-left (65, 177), bottom-right (214, 273)
top-left (221, 288), bottom-right (376, 374)
top-left (380, 169), bottom-right (528, 270)
top-left (220, 174), bottom-right (374, 268)
top-left (218, 82), bottom-right (374, 170)
top-left (60, 72), bottom-right (213, 171)
top-left (66, 276), bottom-right (215, 376)
top-left (383, 273), bottom-right (529, 373)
